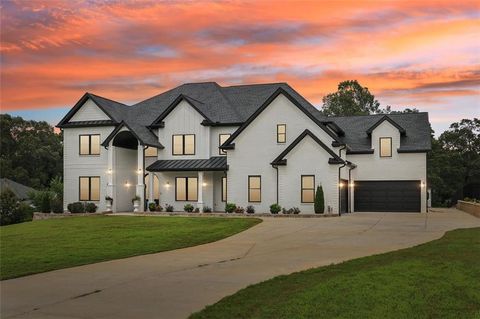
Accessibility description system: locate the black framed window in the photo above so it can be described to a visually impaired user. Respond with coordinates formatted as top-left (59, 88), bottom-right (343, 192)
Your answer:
top-left (301, 175), bottom-right (315, 203)
top-left (248, 176), bottom-right (261, 202)
top-left (145, 146), bottom-right (158, 157)
top-left (172, 134), bottom-right (195, 155)
top-left (79, 176), bottom-right (100, 201)
top-left (222, 177), bottom-right (227, 202)
top-left (79, 134), bottom-right (100, 155)
top-left (277, 124), bottom-right (286, 143)
top-left (219, 134), bottom-right (231, 155)
top-left (175, 177), bottom-right (198, 201)
top-left (379, 137), bottom-right (392, 157)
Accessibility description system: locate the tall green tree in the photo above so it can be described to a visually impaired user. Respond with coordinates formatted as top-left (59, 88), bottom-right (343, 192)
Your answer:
top-left (0, 114), bottom-right (62, 189)
top-left (428, 118), bottom-right (480, 205)
top-left (322, 80), bottom-right (391, 116)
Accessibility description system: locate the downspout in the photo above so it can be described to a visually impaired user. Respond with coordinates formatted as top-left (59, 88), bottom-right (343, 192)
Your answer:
top-left (338, 145), bottom-right (347, 215)
top-left (273, 165), bottom-right (279, 205)
top-left (143, 145), bottom-right (147, 211)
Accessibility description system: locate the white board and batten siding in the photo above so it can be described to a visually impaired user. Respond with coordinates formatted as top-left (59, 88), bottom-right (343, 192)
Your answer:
top-left (227, 93), bottom-right (340, 213)
top-left (70, 98), bottom-right (110, 121)
top-left (156, 100), bottom-right (210, 160)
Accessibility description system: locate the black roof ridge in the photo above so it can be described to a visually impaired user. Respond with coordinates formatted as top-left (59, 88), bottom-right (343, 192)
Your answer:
top-left (326, 112), bottom-right (428, 118)
top-left (87, 92), bottom-right (129, 106)
top-left (221, 82), bottom-right (288, 88)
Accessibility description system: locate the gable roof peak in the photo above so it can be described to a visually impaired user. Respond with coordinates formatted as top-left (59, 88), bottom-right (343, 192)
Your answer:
top-left (366, 115), bottom-right (406, 136)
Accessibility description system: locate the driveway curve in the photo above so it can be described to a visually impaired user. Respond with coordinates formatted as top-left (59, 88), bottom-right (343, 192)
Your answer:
top-left (2, 208), bottom-right (479, 319)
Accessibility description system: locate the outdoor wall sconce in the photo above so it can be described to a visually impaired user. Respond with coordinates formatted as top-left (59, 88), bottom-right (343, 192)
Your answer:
top-left (107, 169), bottom-right (112, 174)
top-left (202, 182), bottom-right (207, 187)
top-left (339, 182), bottom-right (345, 188)
top-left (125, 181), bottom-right (131, 188)
top-left (165, 181), bottom-right (170, 188)
top-left (420, 181), bottom-right (426, 188)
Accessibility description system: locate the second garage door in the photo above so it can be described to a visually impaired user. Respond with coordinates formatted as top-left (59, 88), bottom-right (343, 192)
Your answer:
top-left (354, 181), bottom-right (421, 212)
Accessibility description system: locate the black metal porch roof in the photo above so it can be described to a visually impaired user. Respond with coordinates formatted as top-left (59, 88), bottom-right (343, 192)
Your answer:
top-left (146, 156), bottom-right (227, 172)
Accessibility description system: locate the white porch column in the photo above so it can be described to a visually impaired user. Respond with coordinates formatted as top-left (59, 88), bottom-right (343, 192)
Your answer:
top-left (107, 141), bottom-right (115, 212)
top-left (148, 172), bottom-right (154, 210)
top-left (197, 171), bottom-right (204, 211)
top-left (136, 142), bottom-right (145, 212)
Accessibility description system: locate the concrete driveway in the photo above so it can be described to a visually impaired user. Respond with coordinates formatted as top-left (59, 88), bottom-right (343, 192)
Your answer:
top-left (2, 209), bottom-right (479, 319)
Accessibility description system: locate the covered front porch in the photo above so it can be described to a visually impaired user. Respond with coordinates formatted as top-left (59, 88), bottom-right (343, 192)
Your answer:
top-left (146, 157), bottom-right (228, 212)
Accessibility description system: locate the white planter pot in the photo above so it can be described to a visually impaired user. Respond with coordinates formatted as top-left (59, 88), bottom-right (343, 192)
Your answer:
top-left (106, 201), bottom-right (112, 212)
top-left (133, 200), bottom-right (140, 212)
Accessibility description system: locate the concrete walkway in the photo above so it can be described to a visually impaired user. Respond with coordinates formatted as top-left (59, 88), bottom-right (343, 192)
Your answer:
top-left (2, 209), bottom-right (479, 319)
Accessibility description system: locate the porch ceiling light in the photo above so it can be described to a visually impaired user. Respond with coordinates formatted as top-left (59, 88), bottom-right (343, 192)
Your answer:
top-left (339, 182), bottom-right (344, 188)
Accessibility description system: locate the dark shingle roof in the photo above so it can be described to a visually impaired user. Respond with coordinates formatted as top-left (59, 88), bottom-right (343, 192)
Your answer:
top-left (0, 178), bottom-right (36, 200)
top-left (329, 113), bottom-right (431, 153)
top-left (59, 82), bottom-right (431, 153)
top-left (147, 156), bottom-right (227, 171)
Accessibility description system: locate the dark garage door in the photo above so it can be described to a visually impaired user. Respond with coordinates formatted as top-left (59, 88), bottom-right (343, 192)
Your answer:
top-left (354, 181), bottom-right (421, 212)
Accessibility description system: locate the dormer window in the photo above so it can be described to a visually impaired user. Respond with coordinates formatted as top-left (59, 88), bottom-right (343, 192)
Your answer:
top-left (277, 124), bottom-right (286, 143)
top-left (379, 137), bottom-right (392, 157)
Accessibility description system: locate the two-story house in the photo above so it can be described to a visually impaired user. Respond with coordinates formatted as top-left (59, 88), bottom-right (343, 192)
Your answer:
top-left (57, 82), bottom-right (431, 214)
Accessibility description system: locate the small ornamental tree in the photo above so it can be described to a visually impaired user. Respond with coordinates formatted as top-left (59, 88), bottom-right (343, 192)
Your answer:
top-left (314, 185), bottom-right (325, 214)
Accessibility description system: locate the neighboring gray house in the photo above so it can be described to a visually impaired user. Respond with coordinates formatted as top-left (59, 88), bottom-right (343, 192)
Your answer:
top-left (57, 82), bottom-right (431, 214)
top-left (0, 178), bottom-right (36, 200)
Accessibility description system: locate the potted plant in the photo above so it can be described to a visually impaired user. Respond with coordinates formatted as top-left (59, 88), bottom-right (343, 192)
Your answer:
top-left (132, 195), bottom-right (141, 212)
top-left (105, 196), bottom-right (113, 212)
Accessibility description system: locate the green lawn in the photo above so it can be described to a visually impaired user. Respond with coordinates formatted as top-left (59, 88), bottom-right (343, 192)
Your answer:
top-left (191, 227), bottom-right (480, 319)
top-left (0, 216), bottom-right (260, 280)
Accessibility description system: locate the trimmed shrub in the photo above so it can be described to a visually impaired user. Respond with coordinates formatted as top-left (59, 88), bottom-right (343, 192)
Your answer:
top-left (225, 203), bottom-right (236, 213)
top-left (148, 202), bottom-right (156, 211)
top-left (246, 205), bottom-right (255, 214)
top-left (194, 207), bottom-right (200, 213)
top-left (282, 207), bottom-right (301, 214)
top-left (270, 203), bottom-right (282, 214)
top-left (184, 204), bottom-right (194, 212)
top-left (235, 206), bottom-right (245, 214)
top-left (85, 202), bottom-right (97, 213)
top-left (67, 202), bottom-right (85, 214)
top-left (0, 188), bottom-right (34, 226)
top-left (314, 185), bottom-right (325, 214)
top-left (51, 197), bottom-right (64, 214)
top-left (203, 206), bottom-right (212, 213)
top-left (165, 204), bottom-right (174, 212)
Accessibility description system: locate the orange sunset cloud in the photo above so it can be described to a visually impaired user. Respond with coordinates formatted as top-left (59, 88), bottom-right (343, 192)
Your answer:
top-left (1, 0), bottom-right (479, 134)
